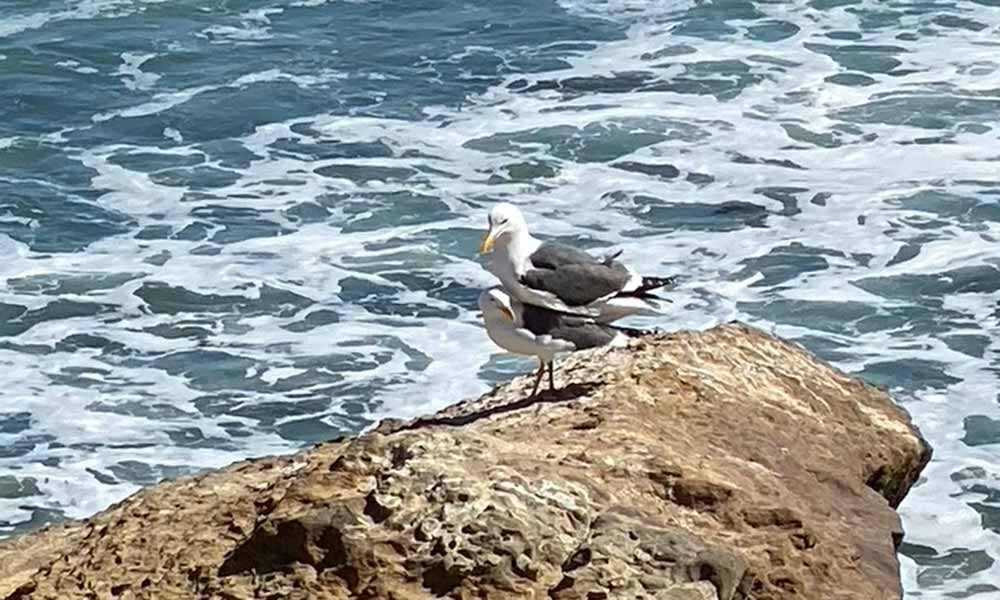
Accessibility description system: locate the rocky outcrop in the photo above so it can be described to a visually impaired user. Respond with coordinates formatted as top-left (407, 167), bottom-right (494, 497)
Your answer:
top-left (0, 323), bottom-right (930, 600)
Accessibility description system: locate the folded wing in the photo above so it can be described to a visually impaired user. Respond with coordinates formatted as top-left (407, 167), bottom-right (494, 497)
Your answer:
top-left (521, 242), bottom-right (633, 307)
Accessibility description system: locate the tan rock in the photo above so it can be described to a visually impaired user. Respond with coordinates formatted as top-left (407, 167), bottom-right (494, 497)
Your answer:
top-left (0, 323), bottom-right (930, 600)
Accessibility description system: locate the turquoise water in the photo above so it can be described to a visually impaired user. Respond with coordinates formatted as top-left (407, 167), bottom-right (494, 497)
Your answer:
top-left (1, 1), bottom-right (999, 596)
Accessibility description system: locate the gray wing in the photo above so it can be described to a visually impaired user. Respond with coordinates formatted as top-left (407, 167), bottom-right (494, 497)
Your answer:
top-left (529, 242), bottom-right (602, 269)
top-left (521, 304), bottom-right (617, 350)
top-left (534, 242), bottom-right (628, 273)
top-left (522, 242), bottom-right (630, 306)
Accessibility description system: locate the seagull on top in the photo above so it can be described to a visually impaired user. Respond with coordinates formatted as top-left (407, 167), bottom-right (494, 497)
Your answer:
top-left (478, 287), bottom-right (651, 397)
top-left (478, 202), bottom-right (674, 323)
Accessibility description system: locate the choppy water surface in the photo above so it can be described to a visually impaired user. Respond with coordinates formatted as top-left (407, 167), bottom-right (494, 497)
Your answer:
top-left (1, 0), bottom-right (999, 596)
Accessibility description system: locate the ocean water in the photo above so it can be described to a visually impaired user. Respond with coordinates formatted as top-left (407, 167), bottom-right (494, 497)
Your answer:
top-left (0, 0), bottom-right (998, 596)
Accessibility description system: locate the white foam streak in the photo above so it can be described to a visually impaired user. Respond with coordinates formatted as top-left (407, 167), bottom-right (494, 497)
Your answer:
top-left (0, 0), bottom-right (170, 39)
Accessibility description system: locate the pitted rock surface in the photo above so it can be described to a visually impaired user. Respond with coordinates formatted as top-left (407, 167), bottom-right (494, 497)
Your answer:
top-left (0, 323), bottom-right (930, 599)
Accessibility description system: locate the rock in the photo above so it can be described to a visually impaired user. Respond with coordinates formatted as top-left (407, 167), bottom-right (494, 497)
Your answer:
top-left (0, 323), bottom-right (930, 599)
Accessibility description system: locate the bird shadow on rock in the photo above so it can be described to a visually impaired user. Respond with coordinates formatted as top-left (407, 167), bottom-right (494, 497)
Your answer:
top-left (376, 381), bottom-right (602, 434)
top-left (532, 381), bottom-right (600, 405)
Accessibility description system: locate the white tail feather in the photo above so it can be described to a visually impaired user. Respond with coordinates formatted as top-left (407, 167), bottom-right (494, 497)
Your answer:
top-left (594, 296), bottom-right (664, 324)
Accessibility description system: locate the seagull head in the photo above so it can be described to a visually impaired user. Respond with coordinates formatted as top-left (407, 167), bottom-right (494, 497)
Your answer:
top-left (477, 287), bottom-right (516, 322)
top-left (479, 202), bottom-right (528, 254)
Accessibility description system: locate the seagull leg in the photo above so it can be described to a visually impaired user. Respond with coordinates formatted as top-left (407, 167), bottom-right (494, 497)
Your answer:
top-left (548, 361), bottom-right (555, 391)
top-left (529, 360), bottom-right (545, 397)
top-left (531, 361), bottom-right (551, 418)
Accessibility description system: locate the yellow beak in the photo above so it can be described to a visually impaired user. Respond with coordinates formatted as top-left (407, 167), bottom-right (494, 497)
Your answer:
top-left (500, 305), bottom-right (515, 322)
top-left (478, 229), bottom-right (496, 254)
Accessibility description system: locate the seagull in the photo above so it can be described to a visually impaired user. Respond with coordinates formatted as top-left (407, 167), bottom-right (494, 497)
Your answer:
top-left (478, 287), bottom-right (651, 397)
top-left (478, 202), bottom-right (673, 322)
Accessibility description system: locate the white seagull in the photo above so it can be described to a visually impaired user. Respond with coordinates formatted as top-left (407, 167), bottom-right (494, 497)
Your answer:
top-left (478, 287), bottom-right (651, 396)
top-left (478, 202), bottom-right (673, 322)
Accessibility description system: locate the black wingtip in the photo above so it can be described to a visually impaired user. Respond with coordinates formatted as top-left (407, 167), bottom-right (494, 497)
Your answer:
top-left (601, 249), bottom-right (624, 265)
top-left (640, 276), bottom-right (675, 291)
top-left (615, 326), bottom-right (660, 338)
top-left (620, 275), bottom-right (675, 298)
